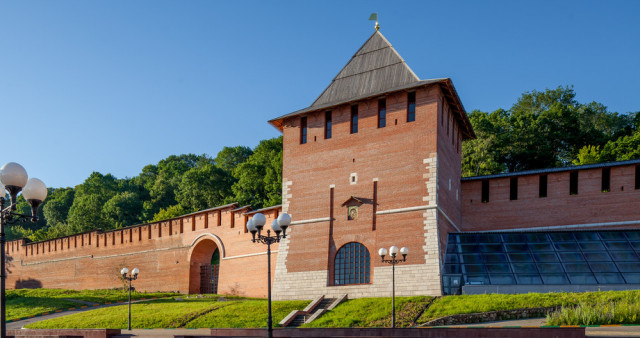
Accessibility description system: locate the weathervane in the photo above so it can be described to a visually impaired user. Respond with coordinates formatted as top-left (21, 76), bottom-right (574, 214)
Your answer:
top-left (369, 13), bottom-right (379, 30)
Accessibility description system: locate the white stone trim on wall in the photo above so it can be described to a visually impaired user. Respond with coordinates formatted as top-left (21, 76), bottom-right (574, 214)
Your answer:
top-left (290, 217), bottom-right (331, 225)
top-left (189, 233), bottom-right (226, 258)
top-left (376, 205), bottom-right (435, 215)
top-left (223, 251), bottom-right (278, 260)
top-left (273, 264), bottom-right (442, 300)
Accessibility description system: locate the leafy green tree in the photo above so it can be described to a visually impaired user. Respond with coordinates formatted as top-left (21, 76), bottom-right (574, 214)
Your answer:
top-left (67, 194), bottom-right (110, 233)
top-left (42, 188), bottom-right (75, 227)
top-left (152, 204), bottom-right (187, 222)
top-left (599, 130), bottom-right (640, 162)
top-left (143, 154), bottom-right (212, 220)
top-left (232, 137), bottom-right (283, 208)
top-left (462, 86), bottom-right (637, 176)
top-left (215, 146), bottom-right (253, 174)
top-left (572, 145), bottom-right (602, 165)
top-left (67, 172), bottom-right (119, 232)
top-left (102, 191), bottom-right (143, 228)
top-left (176, 163), bottom-right (233, 212)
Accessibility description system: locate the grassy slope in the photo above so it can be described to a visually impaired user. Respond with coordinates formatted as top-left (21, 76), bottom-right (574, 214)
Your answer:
top-left (21, 290), bottom-right (640, 328)
top-left (302, 296), bottom-right (431, 328)
top-left (186, 299), bottom-right (310, 328)
top-left (546, 292), bottom-right (640, 325)
top-left (8, 288), bottom-right (179, 304)
top-left (26, 297), bottom-right (309, 329)
top-left (7, 288), bottom-right (179, 321)
top-left (417, 290), bottom-right (640, 325)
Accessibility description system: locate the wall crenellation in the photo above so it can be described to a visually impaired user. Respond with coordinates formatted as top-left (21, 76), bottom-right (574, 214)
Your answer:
top-left (7, 202), bottom-right (280, 260)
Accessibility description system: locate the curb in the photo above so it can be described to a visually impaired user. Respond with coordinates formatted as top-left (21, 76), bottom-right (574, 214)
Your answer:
top-left (428, 324), bottom-right (640, 328)
top-left (6, 297), bottom-right (162, 323)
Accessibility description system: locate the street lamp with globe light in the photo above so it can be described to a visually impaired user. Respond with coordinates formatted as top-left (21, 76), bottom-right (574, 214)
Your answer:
top-left (121, 267), bottom-right (139, 330)
top-left (378, 245), bottom-right (409, 328)
top-left (0, 162), bottom-right (48, 338)
top-left (246, 212), bottom-right (291, 338)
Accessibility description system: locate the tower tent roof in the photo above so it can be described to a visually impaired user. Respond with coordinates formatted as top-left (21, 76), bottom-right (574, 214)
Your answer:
top-left (269, 30), bottom-right (475, 139)
top-left (311, 30), bottom-right (419, 107)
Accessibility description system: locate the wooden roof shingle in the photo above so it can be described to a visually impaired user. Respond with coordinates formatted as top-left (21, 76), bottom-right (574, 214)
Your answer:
top-left (269, 30), bottom-right (475, 139)
top-left (311, 31), bottom-right (419, 107)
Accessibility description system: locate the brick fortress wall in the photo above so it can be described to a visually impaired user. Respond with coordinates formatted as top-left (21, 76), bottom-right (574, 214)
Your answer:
top-left (6, 204), bottom-right (281, 298)
top-left (461, 163), bottom-right (640, 231)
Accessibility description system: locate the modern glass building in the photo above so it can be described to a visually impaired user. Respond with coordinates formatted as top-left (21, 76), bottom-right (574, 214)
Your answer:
top-left (442, 230), bottom-right (640, 295)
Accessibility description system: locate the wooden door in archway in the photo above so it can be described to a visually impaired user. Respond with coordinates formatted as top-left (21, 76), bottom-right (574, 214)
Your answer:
top-left (199, 248), bottom-right (220, 294)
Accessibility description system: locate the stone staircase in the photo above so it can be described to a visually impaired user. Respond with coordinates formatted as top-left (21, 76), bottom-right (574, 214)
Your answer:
top-left (279, 294), bottom-right (347, 328)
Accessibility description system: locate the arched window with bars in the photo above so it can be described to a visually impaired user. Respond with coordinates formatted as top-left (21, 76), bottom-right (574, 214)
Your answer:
top-left (334, 242), bottom-right (371, 285)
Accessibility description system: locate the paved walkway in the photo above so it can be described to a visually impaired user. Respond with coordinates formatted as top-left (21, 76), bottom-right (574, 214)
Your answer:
top-left (448, 317), bottom-right (640, 337)
top-left (113, 329), bottom-right (212, 338)
top-left (10, 306), bottom-right (640, 337)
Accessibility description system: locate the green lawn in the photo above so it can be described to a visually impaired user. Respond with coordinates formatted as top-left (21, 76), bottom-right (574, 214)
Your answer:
top-left (6, 288), bottom-right (179, 321)
top-left (186, 299), bottom-right (310, 328)
top-left (18, 290), bottom-right (640, 328)
top-left (302, 296), bottom-right (432, 328)
top-left (416, 290), bottom-right (640, 325)
top-left (25, 297), bottom-right (309, 329)
top-left (8, 288), bottom-right (178, 304)
top-left (546, 292), bottom-right (640, 325)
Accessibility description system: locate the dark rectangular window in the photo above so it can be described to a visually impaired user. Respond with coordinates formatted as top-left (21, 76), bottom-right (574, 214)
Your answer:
top-left (602, 167), bottom-right (611, 192)
top-left (324, 111), bottom-right (332, 139)
top-left (539, 175), bottom-right (548, 198)
top-left (350, 105), bottom-right (358, 134)
top-left (570, 171), bottom-right (578, 195)
top-left (636, 165), bottom-right (640, 190)
top-left (378, 98), bottom-right (386, 128)
top-left (510, 177), bottom-right (518, 200)
top-left (481, 180), bottom-right (490, 203)
top-left (300, 116), bottom-right (307, 144)
top-left (407, 92), bottom-right (416, 122)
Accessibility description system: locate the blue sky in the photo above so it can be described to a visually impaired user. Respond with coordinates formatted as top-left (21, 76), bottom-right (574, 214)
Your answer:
top-left (1, 1), bottom-right (639, 188)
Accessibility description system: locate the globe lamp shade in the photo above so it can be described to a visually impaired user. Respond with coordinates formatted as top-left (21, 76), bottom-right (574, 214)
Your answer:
top-left (277, 212), bottom-right (292, 231)
top-left (400, 247), bottom-right (409, 256)
top-left (389, 246), bottom-right (399, 256)
top-left (132, 268), bottom-right (139, 276)
top-left (247, 218), bottom-right (257, 233)
top-left (253, 213), bottom-right (266, 230)
top-left (378, 248), bottom-right (388, 257)
top-left (271, 219), bottom-right (281, 233)
top-left (121, 267), bottom-right (129, 276)
top-left (0, 162), bottom-right (28, 188)
top-left (22, 178), bottom-right (47, 217)
top-left (22, 178), bottom-right (47, 202)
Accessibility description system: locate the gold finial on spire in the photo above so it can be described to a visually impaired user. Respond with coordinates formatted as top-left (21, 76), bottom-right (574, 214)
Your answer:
top-left (369, 13), bottom-right (379, 31)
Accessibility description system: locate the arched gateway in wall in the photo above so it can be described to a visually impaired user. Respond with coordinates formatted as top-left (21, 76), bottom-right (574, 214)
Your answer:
top-left (188, 234), bottom-right (225, 294)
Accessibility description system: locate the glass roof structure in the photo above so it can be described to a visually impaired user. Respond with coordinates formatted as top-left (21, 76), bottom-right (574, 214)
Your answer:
top-left (442, 230), bottom-right (640, 295)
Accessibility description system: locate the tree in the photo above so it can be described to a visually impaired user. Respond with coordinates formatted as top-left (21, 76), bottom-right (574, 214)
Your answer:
top-left (67, 172), bottom-right (119, 232)
top-left (599, 130), bottom-right (640, 162)
top-left (572, 145), bottom-right (602, 165)
top-left (102, 191), bottom-right (143, 228)
top-left (67, 194), bottom-right (110, 233)
top-left (462, 86), bottom-right (638, 176)
top-left (42, 188), bottom-right (75, 227)
top-left (176, 163), bottom-right (233, 212)
top-left (152, 204), bottom-right (187, 222)
top-left (143, 154), bottom-right (212, 221)
top-left (215, 146), bottom-right (253, 174)
top-left (232, 137), bottom-right (283, 208)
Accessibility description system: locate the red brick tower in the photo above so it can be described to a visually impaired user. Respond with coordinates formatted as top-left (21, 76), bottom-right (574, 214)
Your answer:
top-left (269, 30), bottom-right (474, 299)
